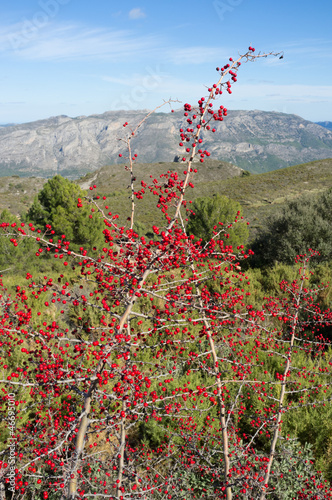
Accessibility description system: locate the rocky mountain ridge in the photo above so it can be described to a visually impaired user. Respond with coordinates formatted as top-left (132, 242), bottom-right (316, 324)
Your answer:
top-left (0, 110), bottom-right (331, 179)
top-left (316, 121), bottom-right (332, 131)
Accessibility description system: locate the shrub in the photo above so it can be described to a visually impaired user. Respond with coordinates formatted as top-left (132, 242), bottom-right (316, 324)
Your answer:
top-left (186, 193), bottom-right (249, 248)
top-left (0, 48), bottom-right (331, 500)
top-left (251, 188), bottom-right (332, 267)
top-left (27, 175), bottom-right (104, 250)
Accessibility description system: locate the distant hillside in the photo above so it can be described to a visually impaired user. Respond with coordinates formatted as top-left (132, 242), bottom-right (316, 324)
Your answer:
top-left (77, 158), bottom-right (332, 239)
top-left (0, 110), bottom-right (332, 178)
top-left (316, 121), bottom-right (332, 131)
top-left (1, 158), bottom-right (331, 241)
top-left (0, 176), bottom-right (46, 216)
top-left (0, 160), bottom-right (243, 217)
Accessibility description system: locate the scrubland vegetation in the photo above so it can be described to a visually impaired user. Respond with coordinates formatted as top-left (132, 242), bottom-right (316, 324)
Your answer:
top-left (0, 48), bottom-right (331, 500)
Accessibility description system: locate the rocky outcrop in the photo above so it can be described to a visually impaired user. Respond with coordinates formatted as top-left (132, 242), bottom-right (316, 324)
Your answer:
top-left (0, 110), bottom-right (331, 178)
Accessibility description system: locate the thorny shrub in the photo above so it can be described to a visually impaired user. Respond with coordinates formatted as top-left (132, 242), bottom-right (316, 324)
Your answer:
top-left (0, 48), bottom-right (332, 500)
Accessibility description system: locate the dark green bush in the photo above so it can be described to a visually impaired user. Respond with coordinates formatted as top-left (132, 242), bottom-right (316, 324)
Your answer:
top-left (186, 194), bottom-right (249, 247)
top-left (26, 175), bottom-right (104, 250)
top-left (250, 188), bottom-right (332, 267)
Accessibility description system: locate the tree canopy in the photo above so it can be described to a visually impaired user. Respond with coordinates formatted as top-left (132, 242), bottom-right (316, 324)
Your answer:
top-left (186, 194), bottom-right (249, 248)
top-left (0, 210), bottom-right (36, 272)
top-left (251, 188), bottom-right (332, 267)
top-left (27, 175), bottom-right (104, 250)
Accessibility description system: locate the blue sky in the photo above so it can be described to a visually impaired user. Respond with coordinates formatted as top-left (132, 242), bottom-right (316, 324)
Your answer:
top-left (0, 0), bottom-right (331, 123)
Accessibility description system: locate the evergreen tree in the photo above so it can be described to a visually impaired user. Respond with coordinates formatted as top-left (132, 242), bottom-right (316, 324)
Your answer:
top-left (27, 175), bottom-right (104, 250)
top-left (251, 188), bottom-right (332, 266)
top-left (186, 194), bottom-right (249, 248)
top-left (0, 209), bottom-right (36, 272)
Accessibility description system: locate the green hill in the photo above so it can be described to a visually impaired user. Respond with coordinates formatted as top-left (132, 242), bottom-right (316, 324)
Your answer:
top-left (1, 158), bottom-right (331, 241)
top-left (76, 158), bottom-right (332, 240)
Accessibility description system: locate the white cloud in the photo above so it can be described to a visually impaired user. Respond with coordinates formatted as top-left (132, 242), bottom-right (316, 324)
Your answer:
top-left (234, 83), bottom-right (332, 102)
top-left (0, 23), bottom-right (159, 61)
top-left (263, 38), bottom-right (332, 67)
top-left (128, 8), bottom-right (146, 20)
top-left (220, 82), bottom-right (332, 118)
top-left (102, 67), bottom-right (164, 88)
top-left (0, 20), bottom-right (231, 70)
top-left (168, 46), bottom-right (229, 65)
top-left (102, 75), bottom-right (132, 86)
top-left (103, 71), bottom-right (209, 109)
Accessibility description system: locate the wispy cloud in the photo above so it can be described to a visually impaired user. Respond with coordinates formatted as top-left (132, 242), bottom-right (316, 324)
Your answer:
top-left (277, 38), bottom-right (332, 59)
top-left (0, 20), bottom-right (232, 70)
top-left (0, 101), bottom-right (26, 105)
top-left (102, 75), bottom-right (133, 86)
top-left (168, 46), bottom-right (229, 65)
top-left (104, 71), bottom-right (211, 108)
top-left (0, 23), bottom-right (159, 61)
top-left (233, 83), bottom-right (332, 103)
top-left (128, 8), bottom-right (146, 20)
top-left (102, 67), bottom-right (165, 88)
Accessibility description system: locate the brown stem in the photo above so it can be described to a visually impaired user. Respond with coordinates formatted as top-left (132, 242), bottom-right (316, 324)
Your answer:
top-left (197, 287), bottom-right (232, 500)
top-left (116, 414), bottom-right (126, 499)
top-left (67, 268), bottom-right (150, 498)
top-left (128, 140), bottom-right (135, 230)
top-left (259, 266), bottom-right (306, 500)
top-left (0, 480), bottom-right (5, 500)
top-left (68, 392), bottom-right (92, 498)
top-left (208, 333), bottom-right (232, 500)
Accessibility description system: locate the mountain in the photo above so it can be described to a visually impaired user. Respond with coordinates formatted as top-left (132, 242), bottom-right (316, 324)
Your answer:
top-left (0, 110), bottom-right (332, 179)
top-left (316, 121), bottom-right (332, 131)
